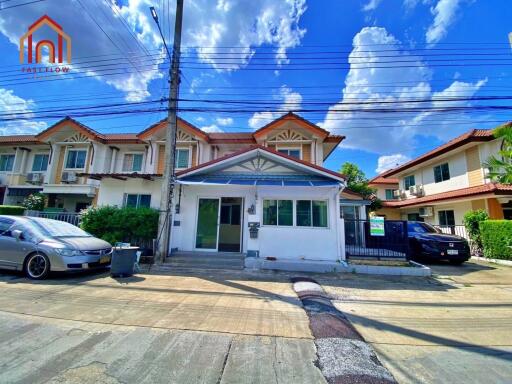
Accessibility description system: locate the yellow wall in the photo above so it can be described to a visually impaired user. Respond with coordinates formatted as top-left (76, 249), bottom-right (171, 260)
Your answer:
top-left (465, 146), bottom-right (483, 187)
top-left (487, 198), bottom-right (504, 219)
top-left (302, 143), bottom-right (311, 163)
top-left (471, 199), bottom-right (486, 211)
top-left (156, 145), bottom-right (165, 174)
top-left (374, 207), bottom-right (401, 220)
top-left (54, 147), bottom-right (66, 184)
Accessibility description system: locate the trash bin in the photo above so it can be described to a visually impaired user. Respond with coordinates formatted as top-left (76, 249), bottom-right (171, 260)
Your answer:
top-left (110, 246), bottom-right (139, 277)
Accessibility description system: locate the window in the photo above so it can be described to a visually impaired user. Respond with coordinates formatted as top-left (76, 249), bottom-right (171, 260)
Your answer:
top-left (0, 218), bottom-right (14, 235)
top-left (407, 213), bottom-right (424, 222)
top-left (32, 154), bottom-right (49, 172)
top-left (122, 153), bottom-right (143, 172)
top-left (175, 148), bottom-right (190, 169)
top-left (385, 189), bottom-right (397, 200)
top-left (297, 200), bottom-right (328, 228)
top-left (277, 148), bottom-right (301, 159)
top-left (404, 175), bottom-right (416, 190)
top-left (434, 163), bottom-right (450, 183)
top-left (65, 150), bottom-right (87, 169)
top-left (263, 199), bottom-right (293, 226)
top-left (0, 154), bottom-right (15, 172)
top-left (438, 210), bottom-right (455, 226)
top-left (220, 205), bottom-right (241, 225)
top-left (124, 194), bottom-right (151, 208)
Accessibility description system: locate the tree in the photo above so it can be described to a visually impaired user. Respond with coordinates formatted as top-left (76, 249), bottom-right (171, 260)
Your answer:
top-left (339, 162), bottom-right (381, 211)
top-left (483, 123), bottom-right (512, 184)
top-left (22, 193), bottom-right (46, 211)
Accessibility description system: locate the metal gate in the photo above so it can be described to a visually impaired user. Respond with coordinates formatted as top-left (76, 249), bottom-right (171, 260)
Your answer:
top-left (344, 219), bottom-right (409, 260)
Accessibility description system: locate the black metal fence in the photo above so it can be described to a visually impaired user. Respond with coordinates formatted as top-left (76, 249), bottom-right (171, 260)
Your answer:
top-left (344, 219), bottom-right (409, 260)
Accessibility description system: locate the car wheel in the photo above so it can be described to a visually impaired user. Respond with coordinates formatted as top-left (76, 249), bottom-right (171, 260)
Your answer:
top-left (25, 253), bottom-right (50, 280)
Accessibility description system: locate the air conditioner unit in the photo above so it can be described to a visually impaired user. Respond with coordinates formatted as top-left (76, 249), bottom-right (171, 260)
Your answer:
top-left (419, 206), bottom-right (434, 217)
top-left (26, 173), bottom-right (43, 185)
top-left (61, 171), bottom-right (77, 183)
top-left (393, 189), bottom-right (404, 198)
top-left (409, 184), bottom-right (424, 196)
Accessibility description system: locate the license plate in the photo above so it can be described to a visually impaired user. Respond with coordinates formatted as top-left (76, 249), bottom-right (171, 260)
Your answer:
top-left (100, 255), bottom-right (111, 264)
top-left (447, 250), bottom-right (459, 255)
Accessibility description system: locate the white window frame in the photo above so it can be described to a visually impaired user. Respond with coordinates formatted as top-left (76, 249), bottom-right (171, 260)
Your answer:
top-left (175, 147), bottom-right (192, 170)
top-left (275, 146), bottom-right (302, 160)
top-left (123, 193), bottom-right (152, 208)
top-left (261, 198), bottom-right (329, 229)
top-left (122, 152), bottom-right (145, 173)
top-left (64, 148), bottom-right (89, 171)
top-left (31, 153), bottom-right (50, 173)
top-left (0, 153), bottom-right (15, 173)
top-left (262, 199), bottom-right (294, 227)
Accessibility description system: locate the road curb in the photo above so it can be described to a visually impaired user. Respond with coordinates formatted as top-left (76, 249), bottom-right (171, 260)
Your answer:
top-left (292, 276), bottom-right (397, 384)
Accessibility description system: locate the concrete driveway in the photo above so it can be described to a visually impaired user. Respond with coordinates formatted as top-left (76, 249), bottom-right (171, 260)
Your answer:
top-left (319, 261), bottom-right (512, 384)
top-left (0, 269), bottom-right (325, 384)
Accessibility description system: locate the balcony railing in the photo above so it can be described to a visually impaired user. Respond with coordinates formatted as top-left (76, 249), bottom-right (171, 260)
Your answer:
top-left (25, 210), bottom-right (82, 226)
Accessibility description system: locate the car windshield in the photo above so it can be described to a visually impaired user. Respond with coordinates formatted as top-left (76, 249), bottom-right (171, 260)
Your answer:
top-left (29, 218), bottom-right (91, 238)
top-left (408, 222), bottom-right (439, 234)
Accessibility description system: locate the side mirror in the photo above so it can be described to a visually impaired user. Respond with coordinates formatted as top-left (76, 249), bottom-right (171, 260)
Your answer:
top-left (11, 230), bottom-right (23, 241)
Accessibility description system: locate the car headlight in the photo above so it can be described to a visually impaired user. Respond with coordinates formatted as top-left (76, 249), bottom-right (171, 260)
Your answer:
top-left (56, 248), bottom-right (82, 256)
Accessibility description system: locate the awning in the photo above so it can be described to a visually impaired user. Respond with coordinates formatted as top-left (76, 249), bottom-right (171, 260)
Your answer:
top-left (7, 187), bottom-right (43, 197)
top-left (178, 175), bottom-right (341, 187)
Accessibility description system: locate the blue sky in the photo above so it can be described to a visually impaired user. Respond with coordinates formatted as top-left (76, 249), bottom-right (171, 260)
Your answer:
top-left (0, 0), bottom-right (511, 177)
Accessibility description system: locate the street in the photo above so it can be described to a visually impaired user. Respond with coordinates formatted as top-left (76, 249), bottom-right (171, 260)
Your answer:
top-left (320, 261), bottom-right (512, 384)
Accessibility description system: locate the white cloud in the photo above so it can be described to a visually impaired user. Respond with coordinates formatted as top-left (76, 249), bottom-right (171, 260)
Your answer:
top-left (0, 0), bottom-right (307, 100)
top-left (0, 89), bottom-right (47, 135)
top-left (201, 124), bottom-right (224, 133)
top-left (216, 117), bottom-right (233, 126)
top-left (363, 0), bottom-right (383, 11)
top-left (248, 85), bottom-right (302, 129)
top-left (320, 27), bottom-right (486, 154)
top-left (376, 154), bottom-right (411, 173)
top-left (426, 0), bottom-right (463, 45)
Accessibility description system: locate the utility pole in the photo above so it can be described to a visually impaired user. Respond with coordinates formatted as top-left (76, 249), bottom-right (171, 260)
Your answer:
top-left (150, 1), bottom-right (184, 263)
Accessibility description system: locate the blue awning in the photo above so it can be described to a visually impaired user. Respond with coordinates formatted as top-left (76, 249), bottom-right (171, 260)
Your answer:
top-left (178, 175), bottom-right (341, 187)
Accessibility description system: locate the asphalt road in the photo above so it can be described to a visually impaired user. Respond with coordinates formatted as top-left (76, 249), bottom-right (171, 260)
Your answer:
top-left (320, 260), bottom-right (512, 384)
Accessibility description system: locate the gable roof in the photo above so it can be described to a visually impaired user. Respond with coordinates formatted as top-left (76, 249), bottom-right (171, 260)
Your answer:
top-left (36, 116), bottom-right (106, 142)
top-left (382, 183), bottom-right (512, 208)
top-left (137, 117), bottom-right (210, 142)
top-left (368, 174), bottom-right (399, 185)
top-left (253, 112), bottom-right (330, 139)
top-left (383, 127), bottom-right (503, 177)
top-left (176, 144), bottom-right (346, 181)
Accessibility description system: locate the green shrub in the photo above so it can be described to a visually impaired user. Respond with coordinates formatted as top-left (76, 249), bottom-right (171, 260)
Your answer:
top-left (463, 210), bottom-right (489, 256)
top-left (0, 205), bottom-right (26, 215)
top-left (22, 192), bottom-right (47, 211)
top-left (479, 220), bottom-right (512, 260)
top-left (80, 206), bottom-right (159, 245)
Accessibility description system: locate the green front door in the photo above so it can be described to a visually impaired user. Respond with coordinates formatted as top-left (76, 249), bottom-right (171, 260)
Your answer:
top-left (195, 198), bottom-right (220, 249)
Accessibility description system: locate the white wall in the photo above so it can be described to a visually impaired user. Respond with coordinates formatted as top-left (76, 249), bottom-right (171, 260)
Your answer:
top-left (401, 200), bottom-right (473, 225)
top-left (400, 151), bottom-right (469, 198)
top-left (96, 178), bottom-right (163, 208)
top-left (169, 184), bottom-right (343, 262)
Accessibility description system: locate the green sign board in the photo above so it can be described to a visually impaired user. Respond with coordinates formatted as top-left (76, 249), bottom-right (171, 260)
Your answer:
top-left (370, 216), bottom-right (385, 236)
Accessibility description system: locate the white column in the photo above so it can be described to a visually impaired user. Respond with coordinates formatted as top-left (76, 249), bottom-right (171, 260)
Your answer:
top-left (110, 148), bottom-right (118, 173)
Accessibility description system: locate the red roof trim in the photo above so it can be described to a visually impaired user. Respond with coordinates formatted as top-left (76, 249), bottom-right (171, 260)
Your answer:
top-left (253, 112), bottom-right (330, 139)
top-left (382, 183), bottom-right (512, 208)
top-left (137, 117), bottom-right (209, 142)
top-left (177, 144), bottom-right (345, 180)
top-left (384, 127), bottom-right (502, 177)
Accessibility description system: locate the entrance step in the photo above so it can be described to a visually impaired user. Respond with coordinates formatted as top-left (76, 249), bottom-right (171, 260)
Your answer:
top-left (164, 251), bottom-right (245, 270)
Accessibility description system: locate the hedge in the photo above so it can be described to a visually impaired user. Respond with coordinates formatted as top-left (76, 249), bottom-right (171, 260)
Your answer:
top-left (80, 206), bottom-right (159, 245)
top-left (479, 220), bottom-right (512, 260)
top-left (0, 205), bottom-right (26, 215)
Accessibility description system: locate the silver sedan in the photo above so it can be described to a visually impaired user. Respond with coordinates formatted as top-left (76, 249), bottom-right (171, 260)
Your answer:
top-left (0, 215), bottom-right (112, 279)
